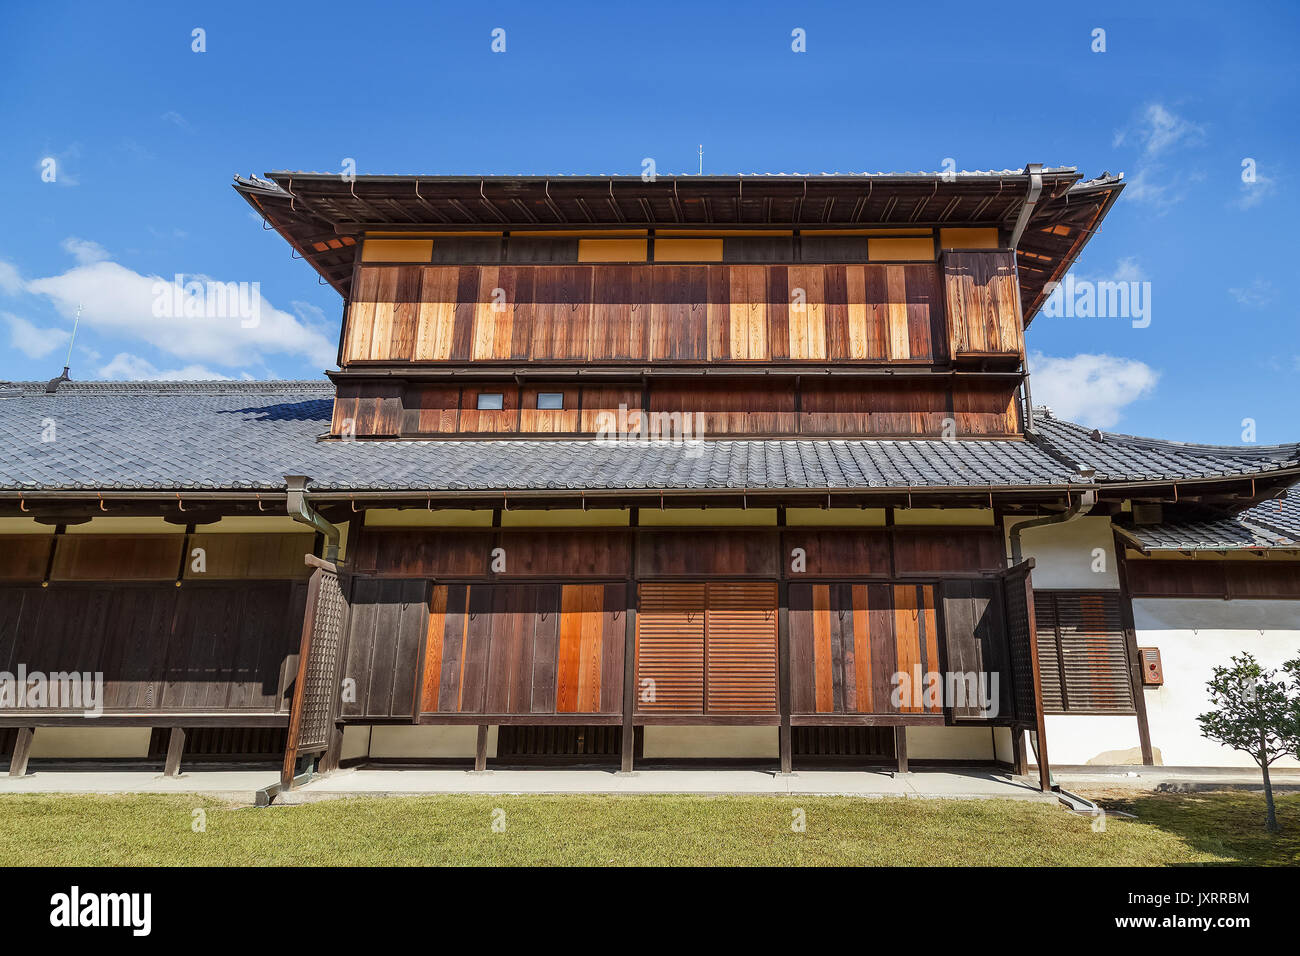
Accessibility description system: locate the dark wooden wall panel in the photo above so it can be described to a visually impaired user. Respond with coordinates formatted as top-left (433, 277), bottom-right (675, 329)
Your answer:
top-left (353, 528), bottom-right (633, 579)
top-left (636, 530), bottom-right (780, 577)
top-left (340, 578), bottom-right (429, 720)
top-left (781, 530), bottom-right (891, 577)
top-left (789, 582), bottom-right (941, 716)
top-left (0, 582), bottom-right (302, 715)
top-left (417, 582), bottom-right (623, 716)
top-left (892, 528), bottom-right (1004, 574)
top-left (0, 536), bottom-right (54, 582)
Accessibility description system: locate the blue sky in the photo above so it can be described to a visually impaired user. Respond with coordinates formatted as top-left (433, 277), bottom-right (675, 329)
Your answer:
top-left (1, 0), bottom-right (1295, 444)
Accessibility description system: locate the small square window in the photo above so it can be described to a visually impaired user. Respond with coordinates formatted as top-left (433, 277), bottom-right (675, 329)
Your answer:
top-left (537, 392), bottom-right (564, 410)
top-left (476, 393), bottom-right (504, 410)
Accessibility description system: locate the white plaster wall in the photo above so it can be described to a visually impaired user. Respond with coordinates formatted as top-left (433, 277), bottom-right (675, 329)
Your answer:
top-left (641, 726), bottom-right (778, 758)
top-left (366, 725), bottom-right (494, 759)
top-left (905, 726), bottom-right (994, 760)
top-left (1003, 514), bottom-right (1118, 589)
top-left (992, 726), bottom-right (1014, 764)
top-left (1030, 715), bottom-right (1143, 766)
top-left (1133, 598), bottom-right (1300, 768)
top-left (29, 727), bottom-right (151, 758)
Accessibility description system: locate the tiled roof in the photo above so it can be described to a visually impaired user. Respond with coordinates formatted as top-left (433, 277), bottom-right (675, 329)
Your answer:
top-left (0, 383), bottom-right (1295, 496)
top-left (1130, 486), bottom-right (1300, 551)
top-left (1030, 410), bottom-right (1300, 482)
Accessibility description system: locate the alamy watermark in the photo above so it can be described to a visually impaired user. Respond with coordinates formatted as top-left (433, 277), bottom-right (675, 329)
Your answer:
top-left (151, 275), bottom-right (261, 328)
top-left (1040, 273), bottom-right (1151, 328)
top-left (594, 404), bottom-right (706, 458)
top-left (891, 666), bottom-right (1001, 718)
top-left (0, 665), bottom-right (103, 716)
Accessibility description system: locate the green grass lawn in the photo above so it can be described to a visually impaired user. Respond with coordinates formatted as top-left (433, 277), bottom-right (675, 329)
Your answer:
top-left (0, 791), bottom-right (1295, 866)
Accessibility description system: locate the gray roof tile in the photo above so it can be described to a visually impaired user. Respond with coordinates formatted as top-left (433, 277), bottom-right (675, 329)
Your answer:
top-left (0, 382), bottom-right (1294, 496)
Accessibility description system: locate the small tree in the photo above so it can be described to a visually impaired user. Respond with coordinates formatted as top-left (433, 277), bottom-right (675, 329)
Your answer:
top-left (1197, 653), bottom-right (1298, 834)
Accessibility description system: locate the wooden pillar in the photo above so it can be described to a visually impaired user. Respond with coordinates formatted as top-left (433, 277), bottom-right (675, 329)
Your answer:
top-left (163, 727), bottom-right (186, 777)
top-left (1011, 726), bottom-right (1028, 776)
top-left (621, 512), bottom-right (638, 773)
top-left (319, 723), bottom-right (345, 774)
top-left (474, 725), bottom-right (489, 772)
top-left (8, 727), bottom-right (35, 777)
top-left (894, 726), bottom-right (908, 773)
top-left (621, 595), bottom-right (637, 773)
top-left (777, 581), bottom-right (792, 774)
top-left (1114, 540), bottom-right (1155, 765)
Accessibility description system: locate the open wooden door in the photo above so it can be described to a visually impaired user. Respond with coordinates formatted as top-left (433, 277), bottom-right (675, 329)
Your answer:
top-left (1000, 559), bottom-right (1050, 792)
top-left (282, 556), bottom-right (350, 788)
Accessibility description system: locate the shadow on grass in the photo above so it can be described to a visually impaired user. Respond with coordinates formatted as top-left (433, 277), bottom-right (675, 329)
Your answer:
top-left (1090, 790), bottom-right (1300, 866)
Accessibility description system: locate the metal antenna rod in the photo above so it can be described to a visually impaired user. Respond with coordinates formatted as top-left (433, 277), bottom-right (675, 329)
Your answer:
top-left (63, 302), bottom-right (81, 370)
top-left (698, 145), bottom-right (703, 175)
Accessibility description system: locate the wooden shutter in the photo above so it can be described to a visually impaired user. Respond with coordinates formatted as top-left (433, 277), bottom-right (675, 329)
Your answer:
top-left (635, 582), bottom-right (706, 712)
top-left (1034, 590), bottom-right (1133, 714)
top-left (705, 581), bottom-right (778, 713)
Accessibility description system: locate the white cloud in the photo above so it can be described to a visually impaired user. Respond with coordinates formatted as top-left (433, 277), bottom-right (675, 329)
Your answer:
top-left (3, 312), bottom-right (70, 360)
top-left (1232, 168), bottom-right (1277, 210)
top-left (160, 111), bottom-right (191, 130)
top-left (1228, 278), bottom-right (1276, 308)
top-left (97, 352), bottom-right (230, 381)
top-left (1133, 103), bottom-right (1205, 158)
top-left (0, 261), bottom-right (22, 296)
top-left (61, 237), bottom-right (110, 265)
top-left (1030, 352), bottom-right (1158, 428)
top-left (1115, 104), bottom-right (1206, 210)
top-left (15, 248), bottom-right (336, 371)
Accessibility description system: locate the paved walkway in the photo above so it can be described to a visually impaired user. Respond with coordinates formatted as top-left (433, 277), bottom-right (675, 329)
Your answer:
top-left (277, 768), bottom-right (1056, 803)
top-left (0, 770), bottom-right (279, 802)
top-left (0, 766), bottom-right (1054, 803)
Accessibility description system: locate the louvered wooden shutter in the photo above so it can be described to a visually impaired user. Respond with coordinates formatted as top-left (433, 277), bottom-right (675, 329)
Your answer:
top-left (705, 582), bottom-right (778, 713)
top-left (635, 582), bottom-right (706, 712)
top-left (1034, 591), bottom-right (1133, 714)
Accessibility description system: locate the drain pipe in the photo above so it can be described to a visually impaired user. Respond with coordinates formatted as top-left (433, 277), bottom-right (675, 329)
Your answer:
top-left (285, 474), bottom-right (340, 564)
top-left (1009, 163), bottom-right (1045, 433)
top-left (1010, 469), bottom-right (1097, 566)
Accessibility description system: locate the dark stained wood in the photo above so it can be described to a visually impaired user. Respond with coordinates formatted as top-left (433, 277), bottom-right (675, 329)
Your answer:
top-left (164, 726), bottom-right (186, 776)
top-left (8, 726), bottom-right (34, 776)
top-left (636, 529), bottom-right (779, 577)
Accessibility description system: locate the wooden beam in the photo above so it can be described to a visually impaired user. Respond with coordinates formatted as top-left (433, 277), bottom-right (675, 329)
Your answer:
top-left (8, 727), bottom-right (34, 777)
top-left (163, 727), bottom-right (186, 777)
top-left (474, 725), bottom-right (489, 772)
top-left (894, 726), bottom-right (908, 773)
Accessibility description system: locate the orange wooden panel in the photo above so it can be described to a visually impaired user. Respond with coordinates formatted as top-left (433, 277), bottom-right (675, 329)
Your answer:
top-left (704, 581), bottom-right (777, 713)
top-left (414, 266), bottom-right (459, 360)
top-left (635, 582), bottom-right (706, 712)
top-left (812, 584), bottom-right (833, 713)
top-left (893, 584), bottom-right (919, 713)
top-left (344, 267), bottom-right (380, 363)
top-left (852, 584), bottom-right (873, 713)
top-left (420, 585), bottom-right (448, 712)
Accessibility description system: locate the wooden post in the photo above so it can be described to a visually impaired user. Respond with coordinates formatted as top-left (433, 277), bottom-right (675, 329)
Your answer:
top-left (621, 596), bottom-right (637, 773)
top-left (164, 727), bottom-right (186, 777)
top-left (1021, 575), bottom-right (1053, 792)
top-left (1114, 539), bottom-right (1155, 765)
top-left (777, 581), bottom-right (792, 774)
top-left (474, 725), bottom-right (489, 772)
top-left (320, 723), bottom-right (345, 774)
top-left (894, 726), bottom-right (908, 773)
top-left (8, 727), bottom-right (35, 777)
top-left (1011, 726), bottom-right (1028, 776)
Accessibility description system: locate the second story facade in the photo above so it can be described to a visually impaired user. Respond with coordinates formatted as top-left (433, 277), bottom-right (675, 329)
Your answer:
top-left (236, 168), bottom-right (1123, 441)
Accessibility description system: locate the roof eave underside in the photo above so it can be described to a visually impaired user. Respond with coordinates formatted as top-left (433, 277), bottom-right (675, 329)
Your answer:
top-left (233, 171), bottom-right (1123, 318)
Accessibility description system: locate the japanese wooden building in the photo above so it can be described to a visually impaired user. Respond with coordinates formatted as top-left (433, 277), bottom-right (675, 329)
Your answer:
top-left (1, 167), bottom-right (1297, 787)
